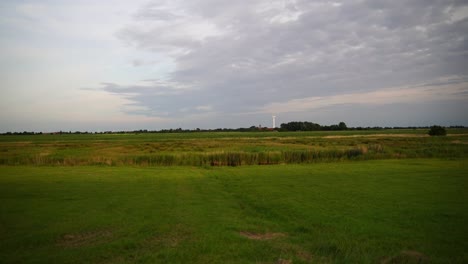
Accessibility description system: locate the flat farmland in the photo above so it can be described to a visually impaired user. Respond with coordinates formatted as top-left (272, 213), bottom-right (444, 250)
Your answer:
top-left (1, 130), bottom-right (467, 263)
top-left (1, 129), bottom-right (467, 166)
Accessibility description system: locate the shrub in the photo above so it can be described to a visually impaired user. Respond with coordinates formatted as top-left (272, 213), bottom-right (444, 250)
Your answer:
top-left (428, 125), bottom-right (446, 136)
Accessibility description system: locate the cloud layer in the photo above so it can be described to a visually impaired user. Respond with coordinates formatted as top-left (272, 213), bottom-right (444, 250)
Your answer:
top-left (1, 0), bottom-right (467, 131)
top-left (108, 0), bottom-right (468, 124)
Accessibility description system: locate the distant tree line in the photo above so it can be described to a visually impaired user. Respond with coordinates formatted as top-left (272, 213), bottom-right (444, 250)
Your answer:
top-left (279, 121), bottom-right (348, 131)
top-left (0, 124), bottom-right (465, 135)
top-left (2, 131), bottom-right (42, 135)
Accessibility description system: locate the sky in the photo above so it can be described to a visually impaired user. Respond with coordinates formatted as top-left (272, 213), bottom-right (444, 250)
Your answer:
top-left (1, 0), bottom-right (467, 132)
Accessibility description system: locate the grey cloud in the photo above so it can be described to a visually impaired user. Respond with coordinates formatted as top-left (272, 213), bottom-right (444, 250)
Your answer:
top-left (106, 0), bottom-right (468, 125)
top-left (133, 4), bottom-right (180, 21)
top-left (100, 82), bottom-right (217, 117)
top-left (418, 76), bottom-right (468, 87)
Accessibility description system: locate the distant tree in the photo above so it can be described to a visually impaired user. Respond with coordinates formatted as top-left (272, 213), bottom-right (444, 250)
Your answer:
top-left (338, 122), bottom-right (347, 130)
top-left (428, 125), bottom-right (446, 136)
top-left (280, 121), bottom-right (321, 131)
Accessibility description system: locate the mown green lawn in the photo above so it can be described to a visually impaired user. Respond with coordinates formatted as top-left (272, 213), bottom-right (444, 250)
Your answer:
top-left (1, 159), bottom-right (467, 263)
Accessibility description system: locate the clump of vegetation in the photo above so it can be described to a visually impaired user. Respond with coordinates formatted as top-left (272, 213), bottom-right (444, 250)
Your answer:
top-left (279, 121), bottom-right (348, 131)
top-left (428, 125), bottom-right (447, 136)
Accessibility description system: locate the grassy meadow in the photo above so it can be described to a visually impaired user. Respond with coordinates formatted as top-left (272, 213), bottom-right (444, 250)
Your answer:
top-left (1, 129), bottom-right (467, 166)
top-left (1, 129), bottom-right (468, 263)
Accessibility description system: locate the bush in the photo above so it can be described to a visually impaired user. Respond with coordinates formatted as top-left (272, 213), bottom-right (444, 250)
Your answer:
top-left (428, 125), bottom-right (446, 136)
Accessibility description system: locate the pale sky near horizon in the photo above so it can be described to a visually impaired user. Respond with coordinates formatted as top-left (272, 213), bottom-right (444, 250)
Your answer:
top-left (1, 0), bottom-right (467, 132)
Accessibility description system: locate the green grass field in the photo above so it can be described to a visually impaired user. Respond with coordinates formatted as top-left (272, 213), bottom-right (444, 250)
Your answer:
top-left (1, 159), bottom-right (467, 263)
top-left (1, 130), bottom-right (468, 263)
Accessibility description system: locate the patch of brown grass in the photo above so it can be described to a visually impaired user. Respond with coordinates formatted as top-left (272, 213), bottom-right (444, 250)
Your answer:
top-left (451, 140), bottom-right (468, 144)
top-left (56, 229), bottom-right (113, 248)
top-left (239, 231), bottom-right (286, 240)
top-left (146, 225), bottom-right (193, 248)
top-left (295, 250), bottom-right (314, 262)
top-left (324, 134), bottom-right (428, 139)
top-left (381, 250), bottom-right (429, 264)
top-left (448, 133), bottom-right (468, 137)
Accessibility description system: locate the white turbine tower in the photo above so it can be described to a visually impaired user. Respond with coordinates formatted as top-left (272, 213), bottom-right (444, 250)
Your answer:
top-left (272, 115), bottom-right (276, 129)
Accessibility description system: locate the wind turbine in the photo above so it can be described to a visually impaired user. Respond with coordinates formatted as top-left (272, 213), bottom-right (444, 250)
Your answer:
top-left (272, 115), bottom-right (276, 129)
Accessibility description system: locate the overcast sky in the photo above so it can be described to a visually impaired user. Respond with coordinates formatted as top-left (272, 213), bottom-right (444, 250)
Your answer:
top-left (1, 0), bottom-right (467, 132)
